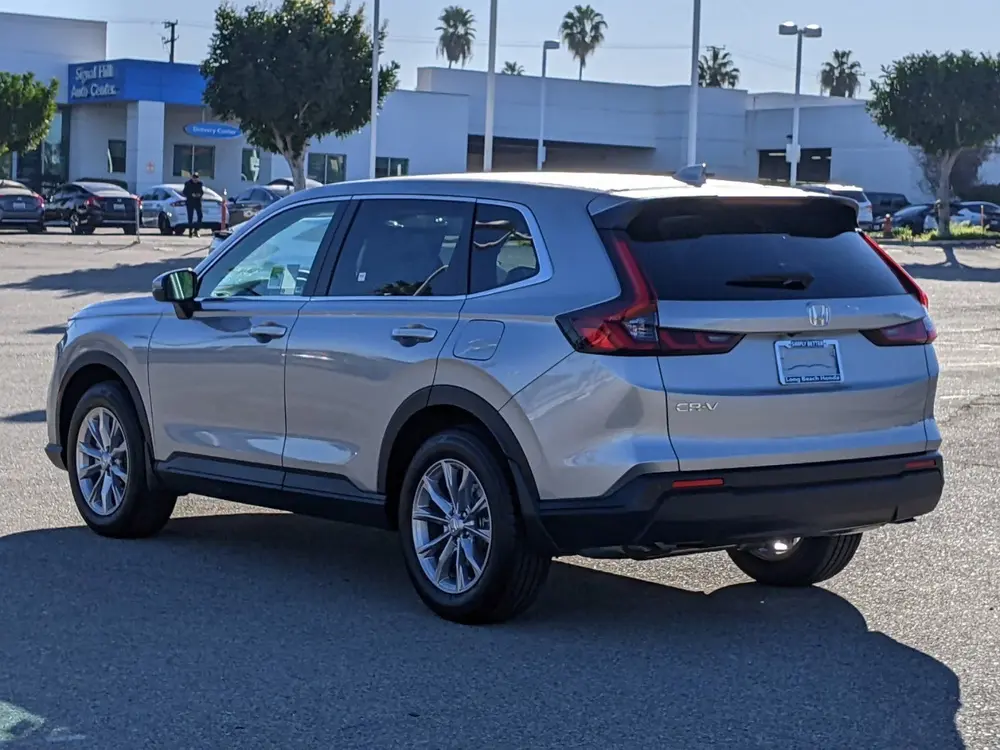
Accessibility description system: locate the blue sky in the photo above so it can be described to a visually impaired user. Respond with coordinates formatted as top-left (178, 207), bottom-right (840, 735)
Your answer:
top-left (5, 0), bottom-right (995, 94)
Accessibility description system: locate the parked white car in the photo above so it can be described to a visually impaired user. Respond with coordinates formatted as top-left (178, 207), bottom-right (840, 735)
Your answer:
top-left (139, 183), bottom-right (225, 236)
top-left (800, 183), bottom-right (874, 230)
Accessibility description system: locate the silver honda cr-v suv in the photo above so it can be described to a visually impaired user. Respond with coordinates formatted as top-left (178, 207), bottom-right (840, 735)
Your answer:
top-left (45, 168), bottom-right (945, 624)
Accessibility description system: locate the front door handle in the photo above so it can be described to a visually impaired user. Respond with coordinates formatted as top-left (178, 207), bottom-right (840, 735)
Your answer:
top-left (249, 323), bottom-right (287, 341)
top-left (391, 324), bottom-right (437, 345)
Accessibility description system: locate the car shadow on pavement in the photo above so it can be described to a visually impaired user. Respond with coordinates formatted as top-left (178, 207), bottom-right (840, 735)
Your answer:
top-left (0, 513), bottom-right (964, 750)
top-left (0, 409), bottom-right (45, 423)
top-left (902, 249), bottom-right (1000, 283)
top-left (0, 258), bottom-right (204, 297)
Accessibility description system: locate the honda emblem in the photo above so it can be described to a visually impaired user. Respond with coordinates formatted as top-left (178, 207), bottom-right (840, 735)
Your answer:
top-left (806, 303), bottom-right (831, 327)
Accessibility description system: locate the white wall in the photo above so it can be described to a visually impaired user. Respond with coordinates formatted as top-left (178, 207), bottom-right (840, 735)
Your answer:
top-left (0, 12), bottom-right (106, 104)
top-left (746, 101), bottom-right (931, 200)
top-left (67, 103), bottom-right (126, 181)
top-left (163, 105), bottom-right (247, 196)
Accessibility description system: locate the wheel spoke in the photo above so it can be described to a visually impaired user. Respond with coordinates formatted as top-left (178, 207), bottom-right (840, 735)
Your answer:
top-left (98, 411), bottom-right (112, 450)
top-left (468, 525), bottom-right (491, 544)
top-left (454, 539), bottom-right (466, 591)
top-left (433, 537), bottom-right (457, 584)
top-left (110, 478), bottom-right (124, 509)
top-left (109, 464), bottom-right (127, 482)
top-left (442, 461), bottom-right (461, 507)
top-left (78, 462), bottom-right (101, 478)
top-left (86, 473), bottom-right (101, 506)
top-left (422, 475), bottom-right (453, 516)
top-left (461, 537), bottom-right (482, 579)
top-left (86, 418), bottom-right (101, 446)
top-left (467, 493), bottom-right (487, 518)
top-left (416, 531), bottom-right (449, 556)
top-left (78, 444), bottom-right (102, 461)
top-left (412, 507), bottom-right (447, 525)
top-left (100, 473), bottom-right (114, 513)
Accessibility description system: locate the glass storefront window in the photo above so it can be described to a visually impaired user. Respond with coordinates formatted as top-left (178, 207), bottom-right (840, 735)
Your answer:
top-left (173, 144), bottom-right (216, 179)
top-left (15, 108), bottom-right (70, 194)
top-left (375, 157), bottom-right (409, 178)
top-left (306, 152), bottom-right (346, 184)
top-left (241, 147), bottom-right (260, 183)
top-left (0, 152), bottom-right (11, 180)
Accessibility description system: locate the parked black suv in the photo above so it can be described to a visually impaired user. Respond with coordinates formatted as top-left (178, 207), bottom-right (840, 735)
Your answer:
top-left (44, 181), bottom-right (140, 235)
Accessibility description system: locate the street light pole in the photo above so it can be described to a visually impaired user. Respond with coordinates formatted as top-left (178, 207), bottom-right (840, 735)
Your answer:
top-left (778, 21), bottom-right (822, 187)
top-left (537, 40), bottom-right (559, 171)
top-left (685, 0), bottom-right (701, 165)
top-left (483, 0), bottom-right (499, 171)
top-left (368, 0), bottom-right (380, 179)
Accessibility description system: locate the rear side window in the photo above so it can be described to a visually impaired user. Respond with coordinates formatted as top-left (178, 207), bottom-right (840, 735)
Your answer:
top-left (621, 199), bottom-right (908, 301)
top-left (834, 189), bottom-right (868, 204)
top-left (469, 203), bottom-right (540, 294)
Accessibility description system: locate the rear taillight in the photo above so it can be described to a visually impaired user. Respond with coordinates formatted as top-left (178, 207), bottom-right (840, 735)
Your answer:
top-left (555, 231), bottom-right (744, 356)
top-left (862, 315), bottom-right (937, 346)
top-left (33, 193), bottom-right (44, 207)
top-left (861, 232), bottom-right (928, 308)
top-left (131, 194), bottom-right (141, 209)
top-left (170, 199), bottom-right (186, 207)
top-left (84, 196), bottom-right (98, 208)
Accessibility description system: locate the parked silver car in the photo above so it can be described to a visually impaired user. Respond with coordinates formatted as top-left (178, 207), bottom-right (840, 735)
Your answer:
top-left (44, 168), bottom-right (945, 623)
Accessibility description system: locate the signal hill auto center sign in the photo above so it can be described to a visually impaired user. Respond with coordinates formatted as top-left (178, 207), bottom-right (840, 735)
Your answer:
top-left (70, 63), bottom-right (119, 100)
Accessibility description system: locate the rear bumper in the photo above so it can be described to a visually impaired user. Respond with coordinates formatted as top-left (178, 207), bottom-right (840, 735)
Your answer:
top-left (537, 452), bottom-right (944, 554)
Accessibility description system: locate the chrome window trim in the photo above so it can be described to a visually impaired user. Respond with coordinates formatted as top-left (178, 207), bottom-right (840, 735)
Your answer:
top-left (312, 193), bottom-right (553, 302)
top-left (195, 195), bottom-right (352, 292)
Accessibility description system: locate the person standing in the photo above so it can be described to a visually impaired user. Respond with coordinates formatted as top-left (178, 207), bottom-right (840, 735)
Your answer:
top-left (182, 172), bottom-right (204, 238)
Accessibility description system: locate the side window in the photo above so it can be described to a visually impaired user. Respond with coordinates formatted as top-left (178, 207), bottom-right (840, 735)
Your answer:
top-left (235, 189), bottom-right (254, 203)
top-left (469, 203), bottom-right (541, 294)
top-left (198, 201), bottom-right (342, 299)
top-left (328, 199), bottom-right (473, 297)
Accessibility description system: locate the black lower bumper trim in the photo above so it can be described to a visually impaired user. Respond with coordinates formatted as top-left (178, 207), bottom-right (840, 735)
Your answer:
top-left (538, 452), bottom-right (945, 554)
top-left (45, 443), bottom-right (66, 471)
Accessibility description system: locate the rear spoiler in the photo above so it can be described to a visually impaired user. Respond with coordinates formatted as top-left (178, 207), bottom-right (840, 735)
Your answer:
top-left (588, 192), bottom-right (860, 231)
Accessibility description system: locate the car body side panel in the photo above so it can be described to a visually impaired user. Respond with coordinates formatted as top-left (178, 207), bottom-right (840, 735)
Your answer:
top-left (502, 353), bottom-right (677, 500)
top-left (47, 297), bottom-right (164, 449)
top-left (282, 297), bottom-right (464, 492)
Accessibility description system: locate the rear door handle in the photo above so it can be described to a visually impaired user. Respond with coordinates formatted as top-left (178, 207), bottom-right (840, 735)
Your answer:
top-left (249, 323), bottom-right (287, 341)
top-left (391, 325), bottom-right (437, 345)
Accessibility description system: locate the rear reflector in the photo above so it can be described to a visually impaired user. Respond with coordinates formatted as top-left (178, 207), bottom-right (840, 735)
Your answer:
top-left (555, 231), bottom-right (744, 356)
top-left (904, 459), bottom-right (938, 471)
top-left (860, 232), bottom-right (929, 308)
top-left (861, 316), bottom-right (937, 346)
top-left (672, 477), bottom-right (724, 489)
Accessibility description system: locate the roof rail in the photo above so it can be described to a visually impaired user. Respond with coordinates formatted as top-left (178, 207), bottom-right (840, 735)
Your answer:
top-left (674, 163), bottom-right (708, 187)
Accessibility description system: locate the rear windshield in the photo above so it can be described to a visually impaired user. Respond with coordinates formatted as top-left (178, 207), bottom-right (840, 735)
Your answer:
top-left (621, 199), bottom-right (908, 301)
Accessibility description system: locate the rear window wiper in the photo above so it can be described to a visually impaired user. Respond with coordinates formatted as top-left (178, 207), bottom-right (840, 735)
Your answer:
top-left (725, 273), bottom-right (813, 291)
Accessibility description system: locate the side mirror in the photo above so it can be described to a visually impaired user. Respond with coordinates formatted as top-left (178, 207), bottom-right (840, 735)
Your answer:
top-left (152, 268), bottom-right (198, 303)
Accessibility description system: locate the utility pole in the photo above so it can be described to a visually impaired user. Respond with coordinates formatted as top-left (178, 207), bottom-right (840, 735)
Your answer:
top-left (162, 21), bottom-right (179, 63)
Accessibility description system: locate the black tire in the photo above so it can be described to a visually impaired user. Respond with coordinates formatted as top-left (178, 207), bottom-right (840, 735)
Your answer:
top-left (68, 214), bottom-right (81, 235)
top-left (158, 215), bottom-right (173, 236)
top-left (123, 223), bottom-right (138, 235)
top-left (398, 428), bottom-right (551, 624)
top-left (66, 381), bottom-right (177, 539)
top-left (727, 534), bottom-right (862, 587)
top-left (174, 227), bottom-right (185, 236)
top-left (26, 223), bottom-right (44, 234)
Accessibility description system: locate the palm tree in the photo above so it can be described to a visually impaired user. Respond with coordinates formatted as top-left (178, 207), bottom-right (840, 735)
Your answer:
top-left (501, 61), bottom-right (524, 75)
top-left (820, 50), bottom-right (863, 98)
top-left (436, 6), bottom-right (476, 69)
top-left (698, 45), bottom-right (740, 88)
top-left (559, 4), bottom-right (607, 80)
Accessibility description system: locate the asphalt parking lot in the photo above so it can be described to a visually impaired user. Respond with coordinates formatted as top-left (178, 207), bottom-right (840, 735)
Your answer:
top-left (0, 229), bottom-right (997, 749)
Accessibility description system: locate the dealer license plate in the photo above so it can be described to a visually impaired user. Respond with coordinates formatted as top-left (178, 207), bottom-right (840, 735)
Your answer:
top-left (775, 339), bottom-right (843, 385)
top-left (113, 202), bottom-right (125, 211)
top-left (12, 201), bottom-right (26, 210)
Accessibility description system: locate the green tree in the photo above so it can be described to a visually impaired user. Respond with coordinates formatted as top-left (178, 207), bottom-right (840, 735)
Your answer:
top-left (820, 50), bottom-right (863, 97)
top-left (436, 6), bottom-right (476, 69)
top-left (0, 72), bottom-right (59, 166)
top-left (201, 0), bottom-right (399, 191)
top-left (698, 45), bottom-right (740, 88)
top-left (559, 4), bottom-right (607, 80)
top-left (501, 61), bottom-right (524, 75)
top-left (868, 51), bottom-right (1000, 237)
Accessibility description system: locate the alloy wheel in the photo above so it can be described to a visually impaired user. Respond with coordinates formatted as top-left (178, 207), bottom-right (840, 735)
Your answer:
top-left (75, 406), bottom-right (130, 517)
top-left (411, 459), bottom-right (492, 595)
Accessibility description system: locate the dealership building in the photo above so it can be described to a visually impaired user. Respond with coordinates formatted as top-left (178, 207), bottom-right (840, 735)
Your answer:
top-left (3, 10), bottom-right (993, 202)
